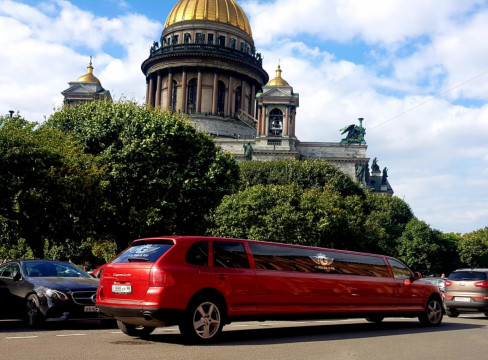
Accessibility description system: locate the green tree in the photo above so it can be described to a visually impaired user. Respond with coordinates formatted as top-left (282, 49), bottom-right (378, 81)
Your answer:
top-left (238, 159), bottom-right (364, 197)
top-left (0, 115), bottom-right (105, 258)
top-left (208, 184), bottom-right (366, 250)
top-left (363, 192), bottom-right (414, 255)
top-left (48, 101), bottom-right (239, 250)
top-left (458, 227), bottom-right (488, 268)
top-left (396, 218), bottom-right (447, 274)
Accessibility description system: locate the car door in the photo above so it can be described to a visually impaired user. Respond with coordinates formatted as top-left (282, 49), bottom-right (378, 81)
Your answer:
top-left (207, 241), bottom-right (258, 316)
top-left (387, 259), bottom-right (426, 311)
top-left (0, 262), bottom-right (25, 318)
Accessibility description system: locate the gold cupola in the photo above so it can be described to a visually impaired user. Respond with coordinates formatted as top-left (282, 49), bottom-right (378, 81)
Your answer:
top-left (76, 57), bottom-right (102, 85)
top-left (266, 65), bottom-right (290, 87)
top-left (165, 0), bottom-right (252, 37)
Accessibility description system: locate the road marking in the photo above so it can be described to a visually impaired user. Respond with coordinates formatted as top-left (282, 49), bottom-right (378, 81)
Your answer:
top-left (6, 336), bottom-right (39, 339)
top-left (56, 334), bottom-right (87, 337)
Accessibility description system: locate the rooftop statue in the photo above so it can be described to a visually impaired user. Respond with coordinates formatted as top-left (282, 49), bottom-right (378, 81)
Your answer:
top-left (372, 157), bottom-right (380, 172)
top-left (340, 118), bottom-right (366, 145)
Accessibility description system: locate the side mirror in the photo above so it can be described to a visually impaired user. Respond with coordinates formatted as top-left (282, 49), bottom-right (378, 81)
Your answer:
top-left (414, 272), bottom-right (422, 279)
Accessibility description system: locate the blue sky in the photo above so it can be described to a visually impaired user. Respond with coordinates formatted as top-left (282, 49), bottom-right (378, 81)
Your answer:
top-left (1, 0), bottom-right (488, 234)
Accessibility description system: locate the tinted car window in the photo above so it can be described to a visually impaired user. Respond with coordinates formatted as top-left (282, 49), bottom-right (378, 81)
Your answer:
top-left (186, 241), bottom-right (209, 266)
top-left (387, 259), bottom-right (412, 279)
top-left (250, 243), bottom-right (389, 277)
top-left (213, 242), bottom-right (250, 269)
top-left (448, 271), bottom-right (487, 281)
top-left (0, 263), bottom-right (20, 278)
top-left (112, 241), bottom-right (173, 264)
top-left (23, 261), bottom-right (90, 278)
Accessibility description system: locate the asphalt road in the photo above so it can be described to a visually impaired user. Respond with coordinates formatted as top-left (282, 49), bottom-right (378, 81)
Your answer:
top-left (1, 315), bottom-right (486, 360)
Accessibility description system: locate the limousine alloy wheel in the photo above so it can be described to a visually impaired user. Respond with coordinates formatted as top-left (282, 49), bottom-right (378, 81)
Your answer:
top-left (179, 297), bottom-right (224, 343)
top-left (418, 297), bottom-right (443, 326)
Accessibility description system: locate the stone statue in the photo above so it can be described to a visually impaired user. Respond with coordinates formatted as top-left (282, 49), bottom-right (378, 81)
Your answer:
top-left (355, 163), bottom-right (365, 182)
top-left (150, 41), bottom-right (159, 55)
top-left (340, 118), bottom-right (366, 145)
top-left (381, 167), bottom-right (388, 185)
top-left (372, 157), bottom-right (380, 172)
top-left (243, 142), bottom-right (253, 160)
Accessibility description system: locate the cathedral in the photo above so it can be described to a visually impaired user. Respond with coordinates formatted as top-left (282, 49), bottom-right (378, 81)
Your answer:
top-left (62, 0), bottom-right (393, 195)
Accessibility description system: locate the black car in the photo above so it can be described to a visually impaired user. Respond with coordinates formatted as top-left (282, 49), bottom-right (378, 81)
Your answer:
top-left (0, 260), bottom-right (100, 326)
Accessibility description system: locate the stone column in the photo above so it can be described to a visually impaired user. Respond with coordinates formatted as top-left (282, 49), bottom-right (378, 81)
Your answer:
top-left (148, 74), bottom-right (155, 107)
top-left (166, 69), bottom-right (173, 111)
top-left (181, 67), bottom-right (187, 113)
top-left (256, 106), bottom-right (262, 135)
top-left (145, 78), bottom-right (149, 105)
top-left (240, 79), bottom-right (247, 111)
top-left (155, 71), bottom-right (162, 108)
top-left (212, 70), bottom-right (218, 115)
top-left (196, 68), bottom-right (202, 113)
top-left (227, 74), bottom-right (234, 117)
top-left (251, 84), bottom-right (256, 118)
top-left (284, 106), bottom-right (289, 136)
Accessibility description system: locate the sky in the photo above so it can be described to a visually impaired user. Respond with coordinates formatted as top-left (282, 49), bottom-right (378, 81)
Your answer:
top-left (1, 0), bottom-right (487, 234)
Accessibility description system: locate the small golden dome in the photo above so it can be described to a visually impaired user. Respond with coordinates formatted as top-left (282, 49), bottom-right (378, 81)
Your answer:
top-left (76, 57), bottom-right (101, 85)
top-left (266, 65), bottom-right (290, 86)
top-left (165, 0), bottom-right (252, 37)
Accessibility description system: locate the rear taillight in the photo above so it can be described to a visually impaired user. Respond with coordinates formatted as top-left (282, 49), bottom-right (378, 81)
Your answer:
top-left (444, 280), bottom-right (452, 287)
top-left (149, 267), bottom-right (175, 287)
top-left (474, 281), bottom-right (488, 288)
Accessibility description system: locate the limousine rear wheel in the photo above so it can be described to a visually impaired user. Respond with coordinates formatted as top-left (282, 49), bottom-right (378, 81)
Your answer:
top-left (116, 320), bottom-right (155, 337)
top-left (418, 297), bottom-right (443, 326)
top-left (179, 297), bottom-right (224, 343)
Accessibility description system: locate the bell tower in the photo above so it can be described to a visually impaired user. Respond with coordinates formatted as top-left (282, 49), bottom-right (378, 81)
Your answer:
top-left (254, 65), bottom-right (300, 159)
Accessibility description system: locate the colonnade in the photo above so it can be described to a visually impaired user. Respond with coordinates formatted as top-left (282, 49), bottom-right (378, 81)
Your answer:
top-left (145, 67), bottom-right (257, 118)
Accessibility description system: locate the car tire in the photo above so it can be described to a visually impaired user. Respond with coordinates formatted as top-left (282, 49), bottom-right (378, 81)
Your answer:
top-left (179, 296), bottom-right (225, 343)
top-left (418, 297), bottom-right (443, 326)
top-left (365, 316), bottom-right (384, 323)
top-left (25, 294), bottom-right (45, 327)
top-left (446, 309), bottom-right (459, 317)
top-left (116, 320), bottom-right (155, 337)
top-left (484, 312), bottom-right (488, 317)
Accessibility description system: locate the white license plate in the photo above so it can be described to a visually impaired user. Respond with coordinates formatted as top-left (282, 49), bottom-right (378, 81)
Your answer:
top-left (84, 306), bottom-right (97, 312)
top-left (112, 284), bottom-right (132, 294)
top-left (454, 297), bottom-right (471, 302)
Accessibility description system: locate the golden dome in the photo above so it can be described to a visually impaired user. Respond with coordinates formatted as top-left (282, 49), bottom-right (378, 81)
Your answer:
top-left (266, 65), bottom-right (289, 86)
top-left (165, 0), bottom-right (252, 37)
top-left (76, 57), bottom-right (101, 85)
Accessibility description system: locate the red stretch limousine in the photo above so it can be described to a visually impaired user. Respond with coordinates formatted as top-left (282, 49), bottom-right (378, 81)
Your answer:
top-left (96, 236), bottom-right (443, 343)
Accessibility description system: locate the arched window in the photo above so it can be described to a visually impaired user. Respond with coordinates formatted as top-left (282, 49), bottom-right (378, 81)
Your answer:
top-left (235, 86), bottom-right (242, 114)
top-left (187, 78), bottom-right (197, 114)
top-left (217, 81), bottom-right (226, 116)
top-left (269, 108), bottom-right (283, 137)
top-left (171, 80), bottom-right (177, 112)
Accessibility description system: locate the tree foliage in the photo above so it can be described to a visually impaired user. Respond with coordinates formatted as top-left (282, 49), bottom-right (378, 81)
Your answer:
top-left (48, 101), bottom-right (240, 250)
top-left (458, 227), bottom-right (488, 268)
top-left (208, 184), bottom-right (367, 250)
top-left (238, 159), bottom-right (364, 197)
top-left (0, 115), bottom-right (105, 258)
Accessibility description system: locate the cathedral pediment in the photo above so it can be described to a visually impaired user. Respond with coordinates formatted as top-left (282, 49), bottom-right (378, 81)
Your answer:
top-left (260, 87), bottom-right (293, 97)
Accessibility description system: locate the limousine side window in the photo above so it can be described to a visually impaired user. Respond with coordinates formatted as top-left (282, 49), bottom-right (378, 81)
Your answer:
top-left (185, 241), bottom-right (208, 266)
top-left (212, 242), bottom-right (250, 269)
top-left (249, 243), bottom-right (389, 277)
top-left (387, 259), bottom-right (412, 279)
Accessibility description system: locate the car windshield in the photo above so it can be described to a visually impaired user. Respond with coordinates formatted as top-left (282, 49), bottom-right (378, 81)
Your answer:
top-left (111, 240), bottom-right (174, 264)
top-left (448, 271), bottom-right (487, 281)
top-left (23, 261), bottom-right (90, 278)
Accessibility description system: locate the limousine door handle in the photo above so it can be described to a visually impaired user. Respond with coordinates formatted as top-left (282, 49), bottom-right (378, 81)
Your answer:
top-left (217, 274), bottom-right (227, 281)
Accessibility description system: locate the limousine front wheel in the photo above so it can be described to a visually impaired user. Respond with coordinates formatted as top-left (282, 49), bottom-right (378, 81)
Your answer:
top-left (418, 297), bottom-right (443, 326)
top-left (179, 297), bottom-right (224, 343)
